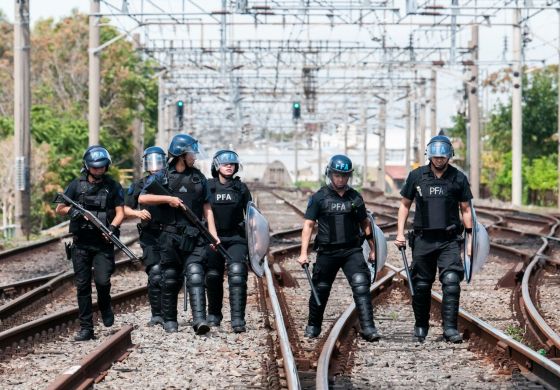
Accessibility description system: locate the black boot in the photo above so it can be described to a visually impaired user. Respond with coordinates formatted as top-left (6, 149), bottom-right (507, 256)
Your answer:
top-left (414, 326), bottom-right (429, 342)
top-left (304, 325), bottom-right (321, 338)
top-left (147, 264), bottom-right (164, 327)
top-left (161, 267), bottom-right (181, 329)
top-left (412, 279), bottom-right (432, 338)
top-left (187, 263), bottom-right (209, 336)
top-left (205, 268), bottom-right (224, 327)
top-left (307, 281), bottom-right (332, 337)
top-left (441, 271), bottom-right (462, 344)
top-left (351, 273), bottom-right (380, 342)
top-left (74, 328), bottom-right (95, 341)
top-left (163, 321), bottom-right (178, 333)
top-left (228, 262), bottom-right (248, 333)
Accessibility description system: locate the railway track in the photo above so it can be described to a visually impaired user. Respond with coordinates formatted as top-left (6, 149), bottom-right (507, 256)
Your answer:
top-left (2, 187), bottom-right (560, 388)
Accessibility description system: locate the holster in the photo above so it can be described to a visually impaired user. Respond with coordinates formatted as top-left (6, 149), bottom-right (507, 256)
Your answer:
top-left (64, 242), bottom-right (73, 261)
top-left (407, 230), bottom-right (415, 250)
top-left (180, 226), bottom-right (199, 252)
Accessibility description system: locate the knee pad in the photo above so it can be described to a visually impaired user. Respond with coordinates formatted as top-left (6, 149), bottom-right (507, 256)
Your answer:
top-left (187, 263), bottom-right (204, 287)
top-left (205, 269), bottom-right (222, 285)
top-left (414, 280), bottom-right (432, 294)
top-left (351, 273), bottom-right (370, 296)
top-left (228, 262), bottom-right (248, 287)
top-left (441, 271), bottom-right (461, 295)
top-left (148, 264), bottom-right (162, 287)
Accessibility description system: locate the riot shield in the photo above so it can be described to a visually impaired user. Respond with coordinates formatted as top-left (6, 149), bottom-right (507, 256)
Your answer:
top-left (245, 201), bottom-right (270, 278)
top-left (464, 202), bottom-right (490, 283)
top-left (361, 211), bottom-right (387, 283)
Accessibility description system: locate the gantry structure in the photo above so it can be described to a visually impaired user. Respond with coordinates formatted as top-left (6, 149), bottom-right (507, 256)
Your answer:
top-left (91, 1), bottom-right (560, 198)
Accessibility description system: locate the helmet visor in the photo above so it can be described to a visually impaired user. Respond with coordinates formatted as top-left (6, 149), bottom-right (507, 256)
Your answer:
top-left (86, 148), bottom-right (112, 168)
top-left (143, 153), bottom-right (166, 173)
top-left (215, 151), bottom-right (240, 166)
top-left (426, 141), bottom-right (453, 159)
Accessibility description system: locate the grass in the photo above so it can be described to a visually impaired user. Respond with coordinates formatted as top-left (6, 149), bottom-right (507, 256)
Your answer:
top-left (504, 324), bottom-right (525, 343)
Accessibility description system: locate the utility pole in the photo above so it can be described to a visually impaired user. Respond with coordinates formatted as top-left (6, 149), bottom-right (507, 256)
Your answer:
top-left (558, 10), bottom-right (560, 209)
top-left (430, 70), bottom-right (437, 136)
top-left (405, 86), bottom-right (412, 172)
top-left (13, 0), bottom-right (31, 238)
top-left (294, 121), bottom-right (299, 185)
top-left (157, 74), bottom-right (165, 147)
top-left (468, 25), bottom-right (480, 198)
top-left (512, 8), bottom-right (523, 207)
top-left (89, 0), bottom-right (101, 145)
top-left (418, 79), bottom-right (426, 164)
top-left (317, 124), bottom-right (322, 183)
top-left (362, 97), bottom-right (368, 187)
top-left (377, 99), bottom-right (386, 192)
top-left (132, 34), bottom-right (144, 180)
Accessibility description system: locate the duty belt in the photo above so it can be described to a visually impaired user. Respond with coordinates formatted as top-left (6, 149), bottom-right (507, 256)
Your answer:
top-left (143, 223), bottom-right (186, 234)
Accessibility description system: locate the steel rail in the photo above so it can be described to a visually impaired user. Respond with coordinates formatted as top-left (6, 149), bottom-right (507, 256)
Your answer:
top-left (263, 258), bottom-right (300, 390)
top-left (0, 286), bottom-right (146, 355)
top-left (0, 237), bottom-right (140, 323)
top-left (46, 325), bottom-right (134, 390)
top-left (316, 269), bottom-right (399, 390)
top-left (0, 233), bottom-right (71, 261)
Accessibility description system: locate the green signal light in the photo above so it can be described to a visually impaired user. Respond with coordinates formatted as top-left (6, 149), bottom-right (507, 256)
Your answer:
top-left (177, 100), bottom-right (184, 107)
top-left (293, 102), bottom-right (300, 108)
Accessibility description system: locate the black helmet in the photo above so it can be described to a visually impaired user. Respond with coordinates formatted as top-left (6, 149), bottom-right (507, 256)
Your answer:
top-left (168, 134), bottom-right (204, 158)
top-left (426, 135), bottom-right (454, 159)
top-left (326, 154), bottom-right (353, 176)
top-left (83, 145), bottom-right (111, 170)
top-left (211, 150), bottom-right (240, 178)
top-left (142, 146), bottom-right (166, 173)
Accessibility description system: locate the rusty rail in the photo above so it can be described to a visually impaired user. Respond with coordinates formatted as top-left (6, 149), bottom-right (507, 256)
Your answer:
top-left (46, 325), bottom-right (133, 390)
top-left (0, 286), bottom-right (146, 356)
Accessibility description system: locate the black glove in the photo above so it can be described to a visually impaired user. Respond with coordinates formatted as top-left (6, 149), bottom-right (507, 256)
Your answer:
top-left (68, 206), bottom-right (82, 221)
top-left (109, 224), bottom-right (121, 238)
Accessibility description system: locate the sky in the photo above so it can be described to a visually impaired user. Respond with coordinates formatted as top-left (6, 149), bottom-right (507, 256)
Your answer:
top-left (0, 1), bottom-right (558, 130)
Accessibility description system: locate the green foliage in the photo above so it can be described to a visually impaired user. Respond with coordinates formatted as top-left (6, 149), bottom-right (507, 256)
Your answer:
top-left (0, 116), bottom-right (13, 138)
top-left (505, 324), bottom-right (525, 343)
top-left (0, 12), bottom-right (159, 230)
top-left (447, 113), bottom-right (467, 168)
top-left (481, 66), bottom-right (558, 204)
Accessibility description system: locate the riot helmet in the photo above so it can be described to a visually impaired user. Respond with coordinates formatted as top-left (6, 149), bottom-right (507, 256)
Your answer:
top-left (325, 154), bottom-right (353, 189)
top-left (83, 145), bottom-right (111, 179)
top-left (168, 134), bottom-right (207, 159)
top-left (211, 150), bottom-right (240, 178)
top-left (142, 146), bottom-right (166, 173)
top-left (425, 135), bottom-right (454, 160)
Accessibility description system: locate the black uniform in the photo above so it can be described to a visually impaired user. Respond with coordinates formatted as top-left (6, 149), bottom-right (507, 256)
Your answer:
top-left (126, 178), bottom-right (163, 323)
top-left (64, 174), bottom-right (124, 332)
top-left (205, 177), bottom-right (252, 329)
top-left (304, 185), bottom-right (377, 337)
top-left (400, 163), bottom-right (472, 334)
top-left (141, 166), bottom-right (211, 331)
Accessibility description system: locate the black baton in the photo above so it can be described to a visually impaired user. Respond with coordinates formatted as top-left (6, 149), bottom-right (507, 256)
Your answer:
top-left (303, 263), bottom-right (321, 306)
top-left (399, 246), bottom-right (415, 296)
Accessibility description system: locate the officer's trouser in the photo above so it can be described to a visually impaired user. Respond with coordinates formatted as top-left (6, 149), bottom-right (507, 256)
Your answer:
top-left (206, 235), bottom-right (248, 326)
top-left (140, 229), bottom-right (162, 319)
top-left (71, 242), bottom-right (115, 330)
top-left (308, 247), bottom-right (374, 330)
top-left (410, 233), bottom-right (464, 329)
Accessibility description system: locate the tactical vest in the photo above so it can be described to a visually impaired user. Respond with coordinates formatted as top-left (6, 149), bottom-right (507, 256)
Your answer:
top-left (208, 178), bottom-right (246, 235)
top-left (69, 176), bottom-right (115, 234)
top-left (413, 165), bottom-right (462, 231)
top-left (134, 178), bottom-right (165, 228)
top-left (161, 168), bottom-right (205, 226)
top-left (315, 187), bottom-right (363, 246)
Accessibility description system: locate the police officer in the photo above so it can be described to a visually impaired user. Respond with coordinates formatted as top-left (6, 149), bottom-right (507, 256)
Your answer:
top-left (124, 146), bottom-right (166, 327)
top-left (55, 146), bottom-right (124, 341)
top-left (139, 134), bottom-right (219, 335)
top-left (205, 150), bottom-right (252, 333)
top-left (395, 135), bottom-right (473, 343)
top-left (298, 155), bottom-right (380, 342)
